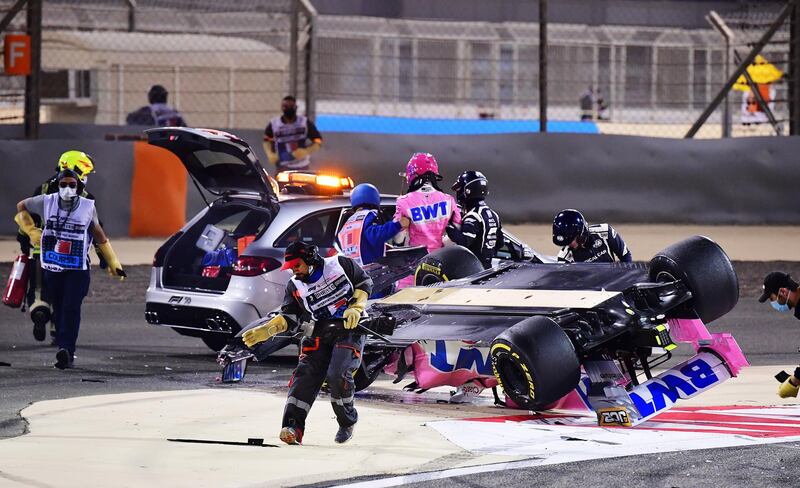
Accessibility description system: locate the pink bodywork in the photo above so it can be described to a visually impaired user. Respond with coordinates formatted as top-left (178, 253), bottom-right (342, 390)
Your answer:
top-left (380, 317), bottom-right (748, 411)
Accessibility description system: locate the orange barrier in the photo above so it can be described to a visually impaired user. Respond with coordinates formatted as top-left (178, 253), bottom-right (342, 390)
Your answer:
top-left (128, 141), bottom-right (187, 237)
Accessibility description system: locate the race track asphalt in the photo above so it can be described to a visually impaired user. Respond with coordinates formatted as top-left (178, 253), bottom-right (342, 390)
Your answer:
top-left (1, 261), bottom-right (799, 487)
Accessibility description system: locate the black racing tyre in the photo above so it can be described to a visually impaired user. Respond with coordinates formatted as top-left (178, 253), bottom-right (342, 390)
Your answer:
top-left (648, 235), bottom-right (739, 324)
top-left (201, 333), bottom-right (229, 352)
top-left (490, 316), bottom-right (580, 411)
top-left (414, 245), bottom-right (484, 286)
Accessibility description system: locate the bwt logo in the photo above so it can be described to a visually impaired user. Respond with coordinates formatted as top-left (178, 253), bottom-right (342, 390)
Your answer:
top-left (630, 356), bottom-right (721, 418)
top-left (429, 340), bottom-right (493, 375)
top-left (409, 202), bottom-right (449, 222)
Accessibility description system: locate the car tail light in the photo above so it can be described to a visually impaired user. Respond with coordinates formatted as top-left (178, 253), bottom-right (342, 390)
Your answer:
top-left (232, 256), bottom-right (281, 277)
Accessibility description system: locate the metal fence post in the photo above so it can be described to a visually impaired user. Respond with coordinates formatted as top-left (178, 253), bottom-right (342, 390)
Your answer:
top-left (539, 0), bottom-right (547, 132)
top-left (791, 3), bottom-right (800, 134)
top-left (686, 0), bottom-right (796, 138)
top-left (289, 0), bottom-right (299, 98)
top-left (24, 0), bottom-right (40, 139)
top-left (300, 0), bottom-right (317, 120)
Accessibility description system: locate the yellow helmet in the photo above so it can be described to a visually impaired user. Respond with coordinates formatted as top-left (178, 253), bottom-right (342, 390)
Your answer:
top-left (57, 150), bottom-right (95, 178)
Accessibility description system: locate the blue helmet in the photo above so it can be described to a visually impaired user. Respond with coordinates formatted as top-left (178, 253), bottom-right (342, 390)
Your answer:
top-left (552, 209), bottom-right (588, 246)
top-left (350, 183), bottom-right (381, 209)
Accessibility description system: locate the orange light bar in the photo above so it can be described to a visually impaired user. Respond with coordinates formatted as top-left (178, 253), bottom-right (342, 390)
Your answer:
top-left (276, 171), bottom-right (355, 190)
top-left (315, 175), bottom-right (342, 187)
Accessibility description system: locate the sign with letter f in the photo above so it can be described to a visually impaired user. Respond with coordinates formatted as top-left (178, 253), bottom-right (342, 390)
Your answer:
top-left (4, 34), bottom-right (30, 76)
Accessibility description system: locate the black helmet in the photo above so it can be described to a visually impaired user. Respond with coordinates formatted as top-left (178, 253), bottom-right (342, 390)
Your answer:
top-left (281, 241), bottom-right (323, 272)
top-left (148, 84), bottom-right (168, 104)
top-left (552, 209), bottom-right (587, 247)
top-left (451, 170), bottom-right (488, 205)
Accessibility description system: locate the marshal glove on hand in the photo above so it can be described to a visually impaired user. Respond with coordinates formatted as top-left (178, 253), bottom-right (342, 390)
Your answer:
top-left (97, 241), bottom-right (126, 280)
top-left (778, 367), bottom-right (800, 398)
top-left (243, 315), bottom-right (288, 347)
top-left (263, 142), bottom-right (279, 165)
top-left (291, 142), bottom-right (320, 161)
top-left (342, 289), bottom-right (368, 330)
top-left (778, 377), bottom-right (800, 398)
top-left (14, 211), bottom-right (42, 249)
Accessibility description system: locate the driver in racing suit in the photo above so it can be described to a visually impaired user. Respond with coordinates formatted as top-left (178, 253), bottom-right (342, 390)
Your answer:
top-left (242, 241), bottom-right (372, 445)
top-left (393, 153), bottom-right (460, 287)
top-left (552, 209), bottom-right (632, 263)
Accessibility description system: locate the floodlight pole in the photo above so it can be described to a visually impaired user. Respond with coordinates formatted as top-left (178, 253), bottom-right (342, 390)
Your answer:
top-left (539, 0), bottom-right (547, 132)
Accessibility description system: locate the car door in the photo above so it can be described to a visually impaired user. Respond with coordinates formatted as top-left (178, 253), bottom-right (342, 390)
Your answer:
top-left (273, 208), bottom-right (346, 257)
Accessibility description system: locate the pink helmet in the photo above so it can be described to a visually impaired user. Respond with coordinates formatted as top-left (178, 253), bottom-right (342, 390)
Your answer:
top-left (405, 152), bottom-right (439, 185)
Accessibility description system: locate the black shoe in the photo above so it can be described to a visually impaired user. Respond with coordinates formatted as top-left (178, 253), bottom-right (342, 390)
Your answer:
top-left (54, 349), bottom-right (73, 370)
top-left (334, 425), bottom-right (354, 444)
top-left (31, 315), bottom-right (48, 343)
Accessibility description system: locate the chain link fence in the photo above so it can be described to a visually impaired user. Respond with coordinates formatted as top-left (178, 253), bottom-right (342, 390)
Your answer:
top-left (0, 0), bottom-right (793, 138)
top-left (0, 0), bottom-right (314, 130)
top-left (313, 2), bottom-right (792, 138)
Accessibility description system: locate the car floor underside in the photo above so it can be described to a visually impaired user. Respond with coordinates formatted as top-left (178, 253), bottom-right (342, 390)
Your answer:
top-left (361, 261), bottom-right (747, 426)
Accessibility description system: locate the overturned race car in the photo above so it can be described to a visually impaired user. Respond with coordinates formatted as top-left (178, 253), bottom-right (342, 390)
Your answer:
top-left (222, 235), bottom-right (745, 427)
top-left (354, 235), bottom-right (746, 427)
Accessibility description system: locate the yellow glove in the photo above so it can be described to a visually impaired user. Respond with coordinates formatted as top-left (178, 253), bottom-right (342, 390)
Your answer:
top-left (97, 241), bottom-right (126, 280)
top-left (263, 142), bottom-right (279, 165)
top-left (778, 377), bottom-right (800, 398)
top-left (292, 142), bottom-right (321, 161)
top-left (291, 147), bottom-right (309, 160)
top-left (343, 289), bottom-right (368, 330)
top-left (243, 315), bottom-right (288, 348)
top-left (15, 211), bottom-right (42, 248)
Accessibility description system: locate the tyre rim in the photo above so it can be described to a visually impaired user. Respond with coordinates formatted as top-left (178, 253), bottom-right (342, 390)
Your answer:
top-left (496, 356), bottom-right (531, 400)
top-left (655, 270), bottom-right (677, 283)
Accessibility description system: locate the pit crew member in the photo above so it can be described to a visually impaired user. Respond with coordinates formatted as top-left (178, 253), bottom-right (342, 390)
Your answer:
top-left (552, 208), bottom-right (632, 263)
top-left (447, 170), bottom-right (502, 269)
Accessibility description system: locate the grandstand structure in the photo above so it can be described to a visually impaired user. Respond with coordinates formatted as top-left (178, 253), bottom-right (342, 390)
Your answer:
top-left (0, 0), bottom-right (791, 137)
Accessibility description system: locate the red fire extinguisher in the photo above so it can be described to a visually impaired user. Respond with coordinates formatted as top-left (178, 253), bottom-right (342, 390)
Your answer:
top-left (3, 254), bottom-right (30, 308)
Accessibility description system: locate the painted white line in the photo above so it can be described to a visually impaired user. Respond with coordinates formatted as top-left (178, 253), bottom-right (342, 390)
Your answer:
top-left (336, 458), bottom-right (545, 488)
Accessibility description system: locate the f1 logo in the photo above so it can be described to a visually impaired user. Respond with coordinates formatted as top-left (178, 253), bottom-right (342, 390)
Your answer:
top-left (4, 34), bottom-right (30, 76)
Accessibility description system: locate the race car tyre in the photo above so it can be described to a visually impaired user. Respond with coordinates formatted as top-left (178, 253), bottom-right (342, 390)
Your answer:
top-left (201, 333), bottom-right (229, 352)
top-left (414, 245), bottom-right (484, 286)
top-left (490, 316), bottom-right (580, 410)
top-left (649, 235), bottom-right (738, 324)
